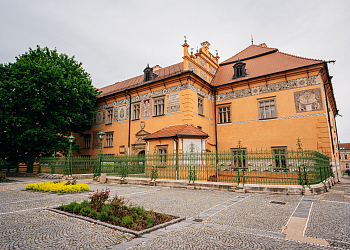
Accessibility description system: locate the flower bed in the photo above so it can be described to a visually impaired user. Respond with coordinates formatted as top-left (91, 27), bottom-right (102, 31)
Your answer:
top-left (57, 189), bottom-right (176, 231)
top-left (25, 181), bottom-right (90, 193)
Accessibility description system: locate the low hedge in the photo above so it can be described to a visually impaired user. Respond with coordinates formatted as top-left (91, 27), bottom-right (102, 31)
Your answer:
top-left (25, 181), bottom-right (90, 193)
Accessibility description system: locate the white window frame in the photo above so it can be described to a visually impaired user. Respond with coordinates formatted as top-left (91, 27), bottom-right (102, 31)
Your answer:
top-left (106, 108), bottom-right (113, 124)
top-left (345, 154), bottom-right (348, 160)
top-left (132, 102), bottom-right (141, 120)
top-left (104, 132), bottom-right (114, 148)
top-left (153, 97), bottom-right (165, 116)
top-left (217, 105), bottom-right (231, 124)
top-left (346, 163), bottom-right (349, 169)
top-left (258, 98), bottom-right (277, 119)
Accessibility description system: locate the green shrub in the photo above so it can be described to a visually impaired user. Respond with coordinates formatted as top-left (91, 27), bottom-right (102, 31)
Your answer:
top-left (64, 201), bottom-right (78, 212)
top-left (97, 211), bottom-right (108, 221)
top-left (88, 210), bottom-right (98, 218)
top-left (81, 200), bottom-right (89, 207)
top-left (73, 204), bottom-right (83, 214)
top-left (146, 218), bottom-right (155, 228)
top-left (102, 205), bottom-right (113, 216)
top-left (80, 206), bottom-right (91, 216)
top-left (113, 217), bottom-right (121, 223)
top-left (121, 215), bottom-right (133, 227)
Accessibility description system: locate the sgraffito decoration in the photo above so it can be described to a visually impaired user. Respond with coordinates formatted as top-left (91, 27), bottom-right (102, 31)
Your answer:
top-left (94, 110), bottom-right (105, 125)
top-left (92, 130), bottom-right (102, 150)
top-left (167, 93), bottom-right (180, 113)
top-left (294, 88), bottom-right (323, 113)
top-left (141, 99), bottom-right (152, 118)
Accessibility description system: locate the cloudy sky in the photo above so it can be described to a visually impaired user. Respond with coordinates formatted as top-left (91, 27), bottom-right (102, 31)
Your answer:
top-left (1, 0), bottom-right (349, 142)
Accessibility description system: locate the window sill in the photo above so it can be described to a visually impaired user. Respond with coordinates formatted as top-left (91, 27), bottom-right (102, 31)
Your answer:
top-left (198, 113), bottom-right (205, 117)
top-left (132, 118), bottom-right (140, 121)
top-left (105, 123), bottom-right (112, 125)
top-left (104, 146), bottom-right (114, 148)
top-left (259, 117), bottom-right (277, 121)
top-left (153, 114), bottom-right (165, 117)
top-left (217, 122), bottom-right (231, 124)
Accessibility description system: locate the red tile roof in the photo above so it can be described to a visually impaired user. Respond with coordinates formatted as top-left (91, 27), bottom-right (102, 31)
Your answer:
top-left (143, 124), bottom-right (208, 140)
top-left (99, 62), bottom-right (184, 97)
top-left (211, 45), bottom-right (324, 87)
top-left (339, 143), bottom-right (350, 150)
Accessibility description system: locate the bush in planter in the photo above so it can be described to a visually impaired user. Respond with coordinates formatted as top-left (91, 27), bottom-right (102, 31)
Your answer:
top-left (121, 215), bottom-right (133, 227)
top-left (88, 210), bottom-right (98, 218)
top-left (97, 211), bottom-right (108, 221)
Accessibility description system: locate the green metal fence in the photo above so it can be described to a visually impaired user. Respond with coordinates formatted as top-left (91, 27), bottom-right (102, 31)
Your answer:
top-left (0, 147), bottom-right (332, 186)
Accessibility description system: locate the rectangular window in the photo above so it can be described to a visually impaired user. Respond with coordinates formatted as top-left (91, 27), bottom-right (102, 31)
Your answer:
top-left (198, 96), bottom-right (204, 115)
top-left (346, 163), bottom-right (349, 169)
top-left (157, 145), bottom-right (168, 165)
top-left (231, 148), bottom-right (247, 170)
top-left (345, 154), bottom-right (348, 160)
top-left (259, 99), bottom-right (277, 119)
top-left (153, 97), bottom-right (165, 116)
top-left (106, 108), bottom-right (113, 124)
top-left (133, 103), bottom-right (140, 120)
top-left (83, 134), bottom-right (91, 149)
top-left (272, 147), bottom-right (287, 171)
top-left (119, 145), bottom-right (125, 154)
top-left (217, 105), bottom-right (231, 123)
top-left (104, 132), bottom-right (113, 147)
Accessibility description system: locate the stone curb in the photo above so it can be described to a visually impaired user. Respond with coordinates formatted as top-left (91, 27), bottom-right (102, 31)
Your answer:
top-left (47, 208), bottom-right (185, 237)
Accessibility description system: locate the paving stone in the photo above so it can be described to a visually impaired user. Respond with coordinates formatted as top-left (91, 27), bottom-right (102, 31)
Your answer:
top-left (206, 194), bottom-right (302, 233)
top-left (305, 199), bottom-right (350, 248)
top-left (129, 224), bottom-right (338, 250)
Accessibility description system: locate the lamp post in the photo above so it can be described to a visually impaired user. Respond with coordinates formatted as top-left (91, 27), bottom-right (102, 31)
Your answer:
top-left (95, 130), bottom-right (105, 178)
top-left (64, 133), bottom-right (75, 177)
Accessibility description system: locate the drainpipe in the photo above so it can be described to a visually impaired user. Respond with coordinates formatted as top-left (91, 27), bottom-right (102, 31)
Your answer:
top-left (126, 90), bottom-right (132, 156)
top-left (214, 87), bottom-right (218, 152)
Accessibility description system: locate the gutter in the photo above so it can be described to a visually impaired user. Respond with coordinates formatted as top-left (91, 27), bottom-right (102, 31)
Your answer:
top-left (125, 90), bottom-right (131, 156)
top-left (214, 87), bottom-right (218, 152)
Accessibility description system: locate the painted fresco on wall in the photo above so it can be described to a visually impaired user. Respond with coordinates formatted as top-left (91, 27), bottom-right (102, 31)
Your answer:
top-left (141, 99), bottom-right (152, 118)
top-left (294, 88), bottom-right (323, 113)
top-left (94, 110), bottom-right (105, 125)
top-left (113, 107), bottom-right (118, 122)
top-left (167, 92), bottom-right (180, 113)
top-left (92, 130), bottom-right (101, 150)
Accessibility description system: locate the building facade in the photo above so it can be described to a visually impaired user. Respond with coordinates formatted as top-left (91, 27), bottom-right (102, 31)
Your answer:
top-left (339, 143), bottom-right (350, 172)
top-left (75, 40), bottom-right (341, 180)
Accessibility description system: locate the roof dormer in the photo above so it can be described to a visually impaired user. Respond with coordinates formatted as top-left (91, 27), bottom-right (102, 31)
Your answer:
top-left (143, 64), bottom-right (153, 82)
top-left (232, 59), bottom-right (247, 79)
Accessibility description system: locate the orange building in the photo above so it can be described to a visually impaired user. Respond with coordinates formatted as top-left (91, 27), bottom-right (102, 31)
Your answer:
top-left (75, 40), bottom-right (341, 180)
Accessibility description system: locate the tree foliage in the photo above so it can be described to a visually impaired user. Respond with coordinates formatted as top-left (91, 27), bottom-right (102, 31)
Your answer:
top-left (0, 46), bottom-right (99, 161)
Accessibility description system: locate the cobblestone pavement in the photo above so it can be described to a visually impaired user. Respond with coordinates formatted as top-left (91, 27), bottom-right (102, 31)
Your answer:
top-left (305, 199), bottom-right (350, 249)
top-left (314, 175), bottom-right (350, 202)
top-left (124, 188), bottom-right (240, 218)
top-left (1, 177), bottom-right (350, 249)
top-left (0, 210), bottom-right (134, 250)
top-left (206, 194), bottom-right (302, 233)
top-left (129, 224), bottom-right (339, 250)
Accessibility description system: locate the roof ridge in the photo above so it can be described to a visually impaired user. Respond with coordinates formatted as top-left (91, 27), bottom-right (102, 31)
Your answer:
top-left (277, 51), bottom-right (324, 62)
top-left (99, 62), bottom-right (183, 91)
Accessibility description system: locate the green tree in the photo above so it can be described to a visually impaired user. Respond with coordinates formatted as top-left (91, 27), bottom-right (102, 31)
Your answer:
top-left (0, 46), bottom-right (99, 162)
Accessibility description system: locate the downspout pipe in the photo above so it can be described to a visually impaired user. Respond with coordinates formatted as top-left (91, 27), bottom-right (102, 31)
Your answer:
top-left (214, 87), bottom-right (218, 152)
top-left (126, 90), bottom-right (132, 156)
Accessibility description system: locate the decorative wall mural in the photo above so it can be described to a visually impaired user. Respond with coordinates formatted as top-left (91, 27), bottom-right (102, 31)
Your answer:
top-left (113, 107), bottom-right (118, 122)
top-left (141, 99), bottom-right (152, 118)
top-left (167, 92), bottom-right (180, 113)
top-left (94, 110), bottom-right (105, 125)
top-left (294, 88), bottom-right (323, 113)
top-left (92, 130), bottom-right (101, 150)
top-left (118, 105), bottom-right (129, 120)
